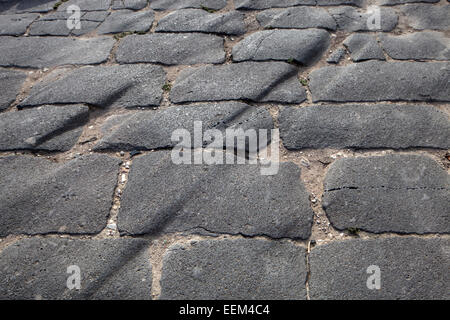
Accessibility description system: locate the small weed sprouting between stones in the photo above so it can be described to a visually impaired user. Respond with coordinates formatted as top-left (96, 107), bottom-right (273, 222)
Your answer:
top-left (162, 83), bottom-right (172, 92)
top-left (201, 6), bottom-right (217, 13)
top-left (53, 0), bottom-right (68, 10)
top-left (299, 78), bottom-right (308, 86)
top-left (114, 32), bottom-right (133, 40)
top-left (347, 227), bottom-right (360, 236)
top-left (287, 58), bottom-right (294, 64)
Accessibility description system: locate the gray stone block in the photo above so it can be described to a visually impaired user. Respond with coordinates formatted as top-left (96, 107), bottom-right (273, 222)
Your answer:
top-left (257, 7), bottom-right (336, 30)
top-left (401, 4), bottom-right (449, 30)
top-left (111, 0), bottom-right (148, 10)
top-left (0, 13), bottom-right (38, 35)
top-left (150, 0), bottom-right (227, 11)
top-left (0, 0), bottom-right (58, 14)
top-left (235, 0), bottom-right (363, 10)
top-left (0, 154), bottom-right (120, 236)
top-left (0, 238), bottom-right (152, 300)
top-left (0, 68), bottom-right (26, 111)
top-left (343, 34), bottom-right (385, 61)
top-left (322, 154), bottom-right (450, 234)
top-left (170, 62), bottom-right (306, 104)
top-left (97, 9), bottom-right (154, 34)
top-left (329, 6), bottom-right (398, 31)
top-left (160, 239), bottom-right (307, 299)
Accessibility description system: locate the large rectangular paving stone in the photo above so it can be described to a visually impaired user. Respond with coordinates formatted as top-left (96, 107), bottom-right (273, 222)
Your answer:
top-left (400, 4), bottom-right (449, 30)
top-left (256, 7), bottom-right (336, 30)
top-left (155, 9), bottom-right (246, 35)
top-left (232, 29), bottom-right (330, 65)
top-left (0, 13), bottom-right (38, 35)
top-left (322, 155), bottom-right (450, 234)
top-left (309, 61), bottom-right (450, 102)
top-left (20, 65), bottom-right (165, 109)
top-left (150, 0), bottom-right (227, 10)
top-left (116, 33), bottom-right (225, 65)
top-left (111, 0), bottom-right (148, 10)
top-left (329, 6), bottom-right (398, 31)
top-left (160, 239), bottom-right (307, 299)
top-left (57, 0), bottom-right (111, 11)
top-left (97, 9), bottom-right (154, 34)
top-left (170, 62), bottom-right (306, 104)
top-left (94, 102), bottom-right (273, 151)
top-left (279, 104), bottom-right (450, 150)
top-left (309, 238), bottom-right (449, 300)
top-left (235, 0), bottom-right (363, 9)
top-left (0, 37), bottom-right (115, 68)
top-left (0, 68), bottom-right (26, 111)
top-left (0, 238), bottom-right (152, 300)
top-left (0, 105), bottom-right (89, 151)
top-left (118, 151), bottom-right (314, 239)
top-left (0, 154), bottom-right (120, 236)
top-left (0, 0), bottom-right (58, 14)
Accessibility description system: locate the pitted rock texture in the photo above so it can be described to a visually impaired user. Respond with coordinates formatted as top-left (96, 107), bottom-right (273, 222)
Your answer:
top-left (118, 151), bottom-right (314, 239)
top-left (309, 61), bottom-right (450, 102)
top-left (150, 0), bottom-right (227, 11)
top-left (0, 0), bottom-right (58, 14)
top-left (0, 13), bottom-right (38, 35)
top-left (170, 62), bottom-right (306, 104)
top-left (256, 7), bottom-right (336, 30)
top-left (0, 104), bottom-right (89, 151)
top-left (116, 33), bottom-right (225, 65)
top-left (343, 34), bottom-right (385, 62)
top-left (97, 9), bottom-right (154, 34)
top-left (232, 29), bottom-right (330, 65)
top-left (400, 4), bottom-right (449, 30)
top-left (0, 68), bottom-right (26, 111)
top-left (111, 0), bottom-right (148, 10)
top-left (0, 154), bottom-right (120, 236)
top-left (235, 0), bottom-right (363, 10)
top-left (155, 9), bottom-right (246, 35)
top-left (94, 102), bottom-right (274, 151)
top-left (0, 238), bottom-right (152, 300)
top-left (57, 0), bottom-right (112, 12)
top-left (0, 37), bottom-right (115, 68)
top-left (322, 154), bottom-right (450, 234)
top-left (160, 239), bottom-right (307, 299)
top-left (279, 104), bottom-right (450, 150)
top-left (309, 238), bottom-right (450, 300)
top-left (329, 6), bottom-right (398, 31)
top-left (20, 65), bottom-right (166, 108)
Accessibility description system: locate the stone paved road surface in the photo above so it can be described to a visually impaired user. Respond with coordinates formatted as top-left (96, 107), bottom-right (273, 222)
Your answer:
top-left (0, 0), bottom-right (448, 300)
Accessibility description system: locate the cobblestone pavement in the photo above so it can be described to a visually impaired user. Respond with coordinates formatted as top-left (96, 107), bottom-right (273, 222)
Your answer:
top-left (0, 0), bottom-right (449, 300)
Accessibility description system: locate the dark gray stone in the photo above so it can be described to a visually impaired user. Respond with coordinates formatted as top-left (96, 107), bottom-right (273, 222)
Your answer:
top-left (380, 32), bottom-right (450, 61)
top-left (160, 239), bottom-right (307, 299)
top-left (380, 0), bottom-right (439, 4)
top-left (155, 9), bottom-right (246, 35)
top-left (343, 34), bottom-right (385, 61)
top-left (0, 13), bottom-right (38, 35)
top-left (327, 47), bottom-right (346, 64)
top-left (235, 0), bottom-right (363, 10)
top-left (322, 154), bottom-right (450, 234)
top-left (0, 105), bottom-right (89, 151)
top-left (279, 104), bottom-right (450, 150)
top-left (29, 19), bottom-right (101, 36)
top-left (57, 0), bottom-right (111, 11)
top-left (401, 4), bottom-right (449, 30)
top-left (150, 0), bottom-right (227, 11)
top-left (309, 61), bottom-right (450, 102)
top-left (97, 9), bottom-right (154, 34)
top-left (0, 36), bottom-right (115, 68)
top-left (118, 151), bottom-right (314, 239)
top-left (232, 29), bottom-right (330, 65)
top-left (20, 65), bottom-right (165, 108)
top-left (0, 238), bottom-right (152, 300)
top-left (309, 238), bottom-right (450, 299)
top-left (257, 7), bottom-right (336, 30)
top-left (170, 62), bottom-right (306, 104)
top-left (111, 0), bottom-right (148, 10)
top-left (0, 154), bottom-right (120, 236)
top-left (116, 33), bottom-right (225, 65)
top-left (0, 0), bottom-right (58, 14)
top-left (94, 102), bottom-right (273, 151)
top-left (0, 68), bottom-right (26, 111)
top-left (329, 6), bottom-right (398, 31)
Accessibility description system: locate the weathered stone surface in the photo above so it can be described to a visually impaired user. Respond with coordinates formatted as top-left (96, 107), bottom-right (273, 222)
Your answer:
top-left (343, 34), bottom-right (385, 61)
top-left (111, 0), bottom-right (148, 10)
top-left (309, 238), bottom-right (450, 299)
top-left (155, 9), bottom-right (246, 35)
top-left (401, 4), bottom-right (449, 30)
top-left (380, 32), bottom-right (450, 61)
top-left (57, 0), bottom-right (111, 11)
top-left (0, 13), bottom-right (38, 35)
top-left (235, 0), bottom-right (363, 9)
top-left (118, 151), bottom-right (314, 239)
top-left (257, 7), bottom-right (336, 30)
top-left (0, 37), bottom-right (115, 68)
top-left (20, 65), bottom-right (165, 108)
top-left (97, 9), bottom-right (154, 34)
top-left (150, 0), bottom-right (227, 11)
top-left (0, 238), bottom-right (152, 300)
top-left (160, 239), bottom-right (307, 299)
top-left (322, 154), bottom-right (450, 234)
top-left (0, 105), bottom-right (89, 151)
top-left (116, 33), bottom-right (225, 65)
top-left (309, 61), bottom-right (450, 102)
top-left (170, 62), bottom-right (306, 103)
top-left (0, 154), bottom-right (120, 236)
top-left (0, 0), bottom-right (58, 14)
top-left (280, 104), bottom-right (450, 150)
top-left (329, 6), bottom-right (398, 31)
top-left (232, 29), bottom-right (330, 65)
top-left (94, 102), bottom-right (273, 151)
top-left (380, 0), bottom-right (438, 4)
top-left (327, 47), bottom-right (346, 64)
top-left (0, 68), bottom-right (26, 111)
